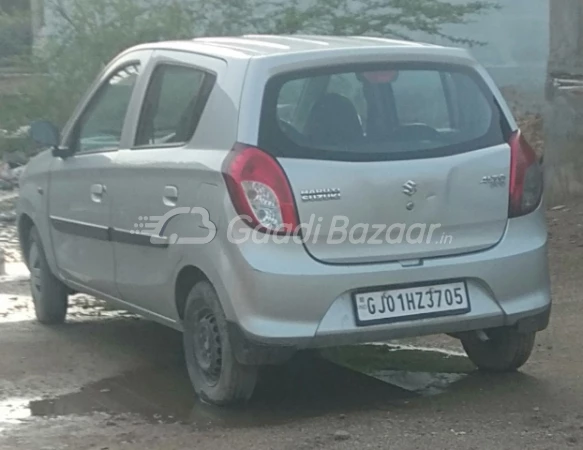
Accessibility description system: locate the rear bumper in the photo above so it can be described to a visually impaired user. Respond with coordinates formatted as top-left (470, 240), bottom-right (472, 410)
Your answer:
top-left (217, 206), bottom-right (551, 353)
top-left (228, 304), bottom-right (551, 364)
top-left (515, 304), bottom-right (551, 333)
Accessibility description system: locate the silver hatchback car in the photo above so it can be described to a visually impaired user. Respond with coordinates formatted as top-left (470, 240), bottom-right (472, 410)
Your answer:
top-left (18, 35), bottom-right (550, 405)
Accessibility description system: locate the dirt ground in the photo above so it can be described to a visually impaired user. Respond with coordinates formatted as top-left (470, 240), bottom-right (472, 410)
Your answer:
top-left (0, 199), bottom-right (582, 450)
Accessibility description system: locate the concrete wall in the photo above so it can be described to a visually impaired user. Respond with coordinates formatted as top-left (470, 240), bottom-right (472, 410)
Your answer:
top-left (544, 0), bottom-right (583, 200)
top-left (33, 0), bottom-right (550, 110)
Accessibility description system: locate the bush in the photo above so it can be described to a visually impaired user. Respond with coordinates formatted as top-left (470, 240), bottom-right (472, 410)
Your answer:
top-left (0, 129), bottom-right (33, 164)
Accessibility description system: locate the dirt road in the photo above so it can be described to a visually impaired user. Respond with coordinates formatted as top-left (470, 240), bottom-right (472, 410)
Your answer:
top-left (0, 201), bottom-right (582, 450)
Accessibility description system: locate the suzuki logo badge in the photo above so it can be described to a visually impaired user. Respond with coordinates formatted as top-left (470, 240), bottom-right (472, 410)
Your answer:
top-left (402, 180), bottom-right (417, 196)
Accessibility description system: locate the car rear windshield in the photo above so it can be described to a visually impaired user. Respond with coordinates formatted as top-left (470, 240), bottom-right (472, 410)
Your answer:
top-left (258, 62), bottom-right (511, 162)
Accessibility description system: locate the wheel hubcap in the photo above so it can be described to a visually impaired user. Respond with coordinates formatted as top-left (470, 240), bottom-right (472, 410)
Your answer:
top-left (193, 310), bottom-right (222, 385)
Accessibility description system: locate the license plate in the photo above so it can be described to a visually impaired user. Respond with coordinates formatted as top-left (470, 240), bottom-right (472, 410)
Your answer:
top-left (353, 281), bottom-right (470, 326)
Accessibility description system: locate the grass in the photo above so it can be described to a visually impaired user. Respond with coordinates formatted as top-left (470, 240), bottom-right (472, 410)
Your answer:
top-left (322, 344), bottom-right (476, 374)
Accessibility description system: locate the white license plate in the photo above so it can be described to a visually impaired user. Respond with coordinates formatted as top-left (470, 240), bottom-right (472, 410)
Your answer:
top-left (353, 281), bottom-right (470, 326)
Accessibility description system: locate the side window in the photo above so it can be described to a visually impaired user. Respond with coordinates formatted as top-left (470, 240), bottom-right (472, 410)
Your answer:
top-left (391, 70), bottom-right (451, 129)
top-left (135, 64), bottom-right (213, 147)
top-left (74, 63), bottom-right (140, 154)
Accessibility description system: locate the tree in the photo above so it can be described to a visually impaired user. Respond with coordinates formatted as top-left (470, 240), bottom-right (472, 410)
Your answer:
top-left (0, 0), bottom-right (495, 132)
top-left (266, 0), bottom-right (495, 46)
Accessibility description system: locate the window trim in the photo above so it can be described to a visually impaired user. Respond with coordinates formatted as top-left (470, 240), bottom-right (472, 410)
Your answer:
top-left (131, 62), bottom-right (217, 151)
top-left (68, 61), bottom-right (142, 156)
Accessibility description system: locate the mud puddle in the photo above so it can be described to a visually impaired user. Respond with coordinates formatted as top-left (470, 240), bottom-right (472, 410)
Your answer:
top-left (6, 345), bottom-right (474, 428)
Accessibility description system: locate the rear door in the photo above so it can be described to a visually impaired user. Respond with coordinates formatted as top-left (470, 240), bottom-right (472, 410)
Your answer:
top-left (109, 50), bottom-right (221, 319)
top-left (258, 62), bottom-right (512, 264)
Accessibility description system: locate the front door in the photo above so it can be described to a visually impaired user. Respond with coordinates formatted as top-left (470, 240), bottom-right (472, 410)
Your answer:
top-left (49, 52), bottom-right (150, 296)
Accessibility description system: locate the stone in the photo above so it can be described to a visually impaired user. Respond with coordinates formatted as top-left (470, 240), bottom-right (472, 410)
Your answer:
top-left (5, 150), bottom-right (29, 166)
top-left (0, 212), bottom-right (17, 223)
top-left (333, 430), bottom-right (351, 441)
top-left (0, 179), bottom-right (13, 191)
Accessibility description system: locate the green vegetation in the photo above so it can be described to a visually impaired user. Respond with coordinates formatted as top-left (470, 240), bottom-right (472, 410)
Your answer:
top-left (322, 345), bottom-right (476, 374)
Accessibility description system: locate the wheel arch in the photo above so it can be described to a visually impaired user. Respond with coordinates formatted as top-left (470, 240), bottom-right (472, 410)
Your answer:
top-left (174, 265), bottom-right (211, 322)
top-left (16, 204), bottom-right (61, 281)
top-left (174, 262), bottom-right (296, 366)
top-left (18, 213), bottom-right (35, 267)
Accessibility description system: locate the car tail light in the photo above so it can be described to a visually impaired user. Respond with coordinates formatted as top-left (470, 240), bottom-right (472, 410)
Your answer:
top-left (223, 143), bottom-right (299, 234)
top-left (508, 130), bottom-right (543, 218)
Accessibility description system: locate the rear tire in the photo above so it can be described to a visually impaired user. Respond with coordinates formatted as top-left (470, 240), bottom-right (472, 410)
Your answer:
top-left (461, 327), bottom-right (536, 372)
top-left (28, 227), bottom-right (68, 324)
top-left (183, 281), bottom-right (258, 406)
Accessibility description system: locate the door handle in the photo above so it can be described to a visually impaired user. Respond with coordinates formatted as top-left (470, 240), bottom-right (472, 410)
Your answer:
top-left (163, 185), bottom-right (178, 207)
top-left (90, 184), bottom-right (106, 203)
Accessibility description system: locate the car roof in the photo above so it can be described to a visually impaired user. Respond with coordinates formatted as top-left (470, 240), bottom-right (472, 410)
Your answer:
top-left (130, 34), bottom-right (470, 61)
top-left (194, 34), bottom-right (434, 56)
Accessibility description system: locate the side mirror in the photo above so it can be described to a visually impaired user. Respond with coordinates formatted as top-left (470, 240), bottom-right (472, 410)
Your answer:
top-left (29, 120), bottom-right (73, 159)
top-left (29, 120), bottom-right (60, 148)
top-left (51, 147), bottom-right (74, 158)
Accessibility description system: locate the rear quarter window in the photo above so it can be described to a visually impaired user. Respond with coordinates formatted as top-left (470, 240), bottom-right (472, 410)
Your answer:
top-left (259, 62), bottom-right (510, 162)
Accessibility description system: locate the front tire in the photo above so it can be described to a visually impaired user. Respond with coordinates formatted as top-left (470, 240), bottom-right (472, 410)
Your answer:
top-left (461, 327), bottom-right (536, 372)
top-left (28, 227), bottom-right (68, 324)
top-left (183, 281), bottom-right (258, 406)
